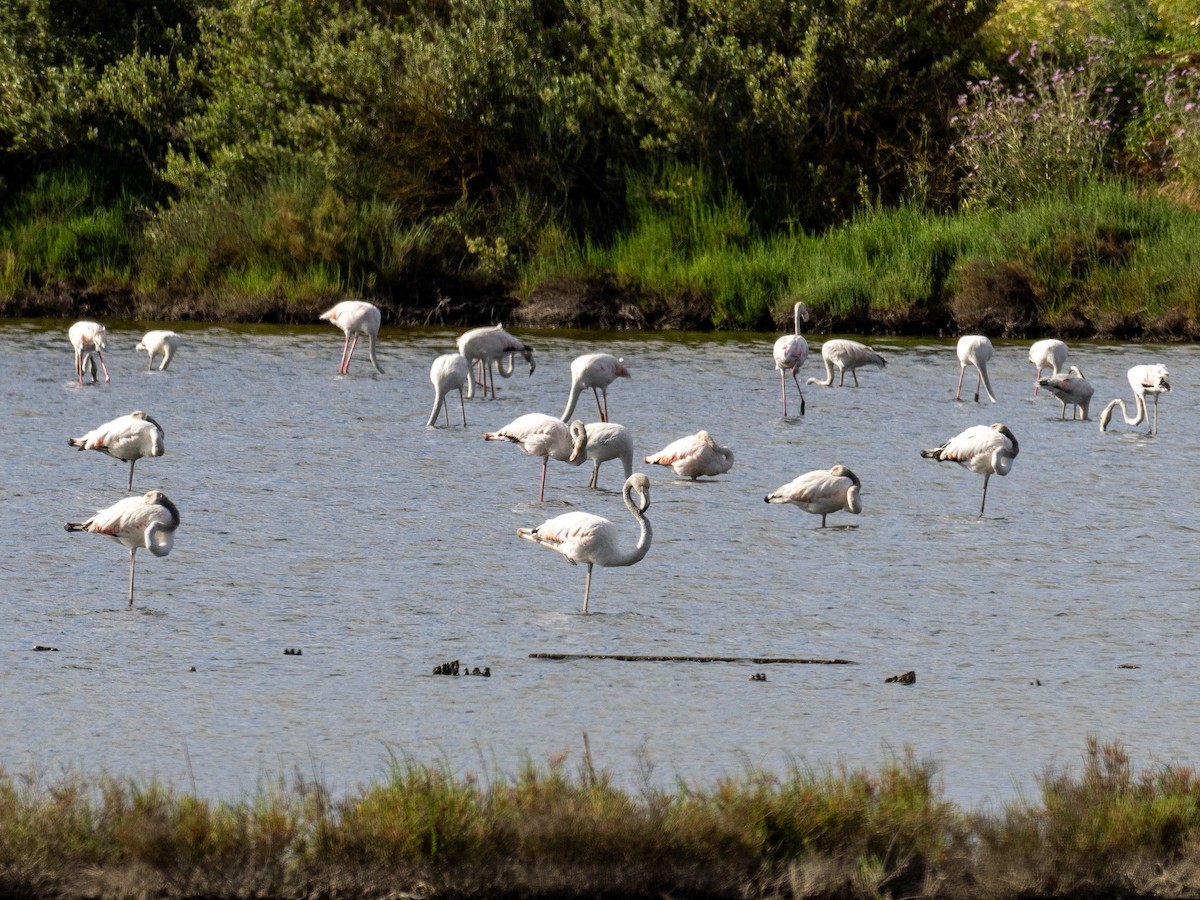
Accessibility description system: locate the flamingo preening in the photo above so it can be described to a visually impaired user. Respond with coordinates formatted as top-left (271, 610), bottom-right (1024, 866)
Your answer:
top-left (920, 423), bottom-right (1019, 517)
top-left (517, 473), bottom-right (652, 614)
top-left (456, 325), bottom-right (535, 399)
top-left (427, 353), bottom-right (470, 427)
top-left (65, 490), bottom-right (180, 606)
top-left (1028, 339), bottom-right (1068, 396)
top-left (764, 465), bottom-right (863, 527)
top-left (1099, 364), bottom-right (1171, 434)
top-left (136, 330), bottom-right (181, 371)
top-left (319, 300), bottom-right (384, 374)
top-left (643, 430), bottom-right (734, 480)
top-left (484, 413), bottom-right (574, 502)
top-left (567, 420), bottom-right (634, 489)
top-left (68, 411), bottom-right (165, 491)
top-left (806, 339), bottom-right (886, 387)
top-left (955, 335), bottom-right (997, 403)
top-left (1038, 365), bottom-right (1094, 420)
top-left (772, 301), bottom-right (809, 415)
top-left (560, 353), bottom-right (630, 422)
top-left (68, 320), bottom-right (110, 384)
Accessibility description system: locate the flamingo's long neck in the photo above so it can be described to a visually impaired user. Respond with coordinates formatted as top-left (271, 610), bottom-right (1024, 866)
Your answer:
top-left (612, 482), bottom-right (652, 567)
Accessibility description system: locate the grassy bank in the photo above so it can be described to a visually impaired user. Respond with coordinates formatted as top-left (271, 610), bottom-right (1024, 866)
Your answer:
top-left (5, 739), bottom-right (1200, 899)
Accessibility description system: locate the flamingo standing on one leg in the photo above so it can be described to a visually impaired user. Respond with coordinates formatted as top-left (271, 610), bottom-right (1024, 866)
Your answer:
top-left (484, 413), bottom-right (574, 502)
top-left (68, 410), bottom-right (166, 491)
top-left (319, 300), bottom-right (384, 374)
top-left (566, 420), bottom-right (634, 490)
top-left (643, 430), bottom-right (734, 480)
top-left (955, 335), bottom-right (997, 403)
top-left (1100, 364), bottom-right (1171, 434)
top-left (765, 465), bottom-right (863, 527)
top-left (427, 353), bottom-right (470, 427)
top-left (1038, 365), bottom-right (1094, 420)
top-left (136, 330), bottom-right (181, 371)
top-left (65, 490), bottom-right (180, 606)
top-left (456, 325), bottom-right (535, 399)
top-left (560, 353), bottom-right (630, 423)
top-left (517, 473), bottom-right (652, 614)
top-left (68, 321), bottom-right (110, 384)
top-left (806, 339), bottom-right (886, 387)
top-left (773, 301), bottom-right (809, 415)
top-left (1028, 338), bottom-right (1068, 396)
top-left (920, 423), bottom-right (1019, 516)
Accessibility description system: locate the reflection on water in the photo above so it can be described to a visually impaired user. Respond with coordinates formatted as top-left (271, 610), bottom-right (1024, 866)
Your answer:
top-left (2, 319), bottom-right (1198, 808)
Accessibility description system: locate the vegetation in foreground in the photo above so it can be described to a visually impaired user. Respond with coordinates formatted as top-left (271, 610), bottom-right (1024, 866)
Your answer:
top-left (4, 739), bottom-right (1200, 899)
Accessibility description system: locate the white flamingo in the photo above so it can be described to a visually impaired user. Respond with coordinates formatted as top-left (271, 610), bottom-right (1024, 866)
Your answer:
top-left (136, 330), bottom-right (181, 371)
top-left (517, 473), bottom-right (652, 614)
top-left (921, 423), bottom-right (1019, 516)
top-left (643, 430), bottom-right (734, 480)
top-left (68, 320), bottom-right (110, 384)
top-left (765, 465), bottom-right (863, 527)
top-left (68, 410), bottom-right (165, 491)
top-left (65, 490), bottom-right (180, 606)
top-left (806, 339), bottom-right (886, 387)
top-left (773, 301), bottom-right (809, 415)
top-left (1038, 365), bottom-right (1094, 420)
top-left (567, 420), bottom-right (634, 489)
top-left (560, 352), bottom-right (631, 422)
top-left (1100, 364), bottom-right (1171, 434)
top-left (955, 335), bottom-right (997, 403)
top-left (456, 325), bottom-right (535, 399)
top-left (1028, 338), bottom-right (1068, 396)
top-left (319, 300), bottom-right (383, 374)
top-left (484, 413), bottom-right (574, 502)
top-left (427, 353), bottom-right (470, 427)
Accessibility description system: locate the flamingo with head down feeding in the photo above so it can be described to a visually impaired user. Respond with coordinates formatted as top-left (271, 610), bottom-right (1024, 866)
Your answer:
top-left (765, 465), bottom-right (863, 527)
top-left (1100, 364), bottom-right (1170, 434)
top-left (427, 353), bottom-right (470, 427)
top-left (1028, 339), bottom-right (1068, 396)
top-left (806, 339), bottom-right (886, 387)
top-left (773, 301), bottom-right (809, 415)
top-left (921, 423), bottom-right (1019, 517)
top-left (1038, 365), bottom-right (1094, 420)
top-left (517, 473), bottom-right (652, 614)
top-left (955, 335), bottom-right (997, 403)
top-left (65, 490), bottom-right (180, 606)
top-left (68, 321), bottom-right (110, 384)
top-left (136, 330), bottom-right (181, 371)
top-left (319, 300), bottom-right (383, 374)
top-left (456, 325), bottom-right (535, 399)
top-left (560, 353), bottom-right (630, 423)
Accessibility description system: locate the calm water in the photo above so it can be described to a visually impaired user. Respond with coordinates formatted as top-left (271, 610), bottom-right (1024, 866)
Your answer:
top-left (2, 319), bottom-right (1198, 809)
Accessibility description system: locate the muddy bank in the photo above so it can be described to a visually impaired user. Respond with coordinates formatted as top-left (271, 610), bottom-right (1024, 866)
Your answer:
top-left (3, 275), bottom-right (1195, 340)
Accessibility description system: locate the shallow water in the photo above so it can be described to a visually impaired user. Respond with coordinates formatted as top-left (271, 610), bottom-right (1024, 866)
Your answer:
top-left (2, 319), bottom-right (1197, 809)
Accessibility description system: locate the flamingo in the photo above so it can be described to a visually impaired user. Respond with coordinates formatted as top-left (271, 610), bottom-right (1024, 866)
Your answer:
top-left (68, 321), bottom-right (110, 384)
top-left (319, 300), bottom-right (383, 374)
top-left (1028, 338), bottom-right (1068, 396)
top-left (560, 352), bottom-right (631, 422)
top-left (427, 353), bottom-right (470, 427)
top-left (68, 411), bottom-right (165, 491)
top-left (920, 423), bottom-right (1019, 516)
top-left (1099, 364), bottom-right (1171, 434)
top-left (65, 490), bottom-right (180, 606)
top-left (517, 473), bottom-right (652, 614)
top-left (764, 465), bottom-right (863, 527)
top-left (773, 301), bottom-right (810, 415)
top-left (955, 335), bottom-right (997, 403)
top-left (456, 325), bottom-right (535, 399)
top-left (643, 430), bottom-right (734, 480)
top-left (136, 330), bottom-right (181, 371)
top-left (484, 413), bottom-right (574, 502)
top-left (806, 339), bottom-right (887, 387)
top-left (1038, 365), bottom-right (1094, 420)
top-left (567, 420), bottom-right (634, 489)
